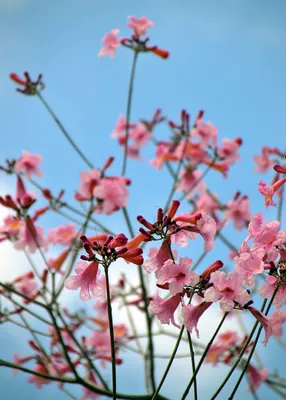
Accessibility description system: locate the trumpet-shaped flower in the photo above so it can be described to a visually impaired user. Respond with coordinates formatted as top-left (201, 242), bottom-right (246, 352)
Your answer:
top-left (14, 150), bottom-right (42, 179)
top-left (98, 29), bottom-right (120, 58)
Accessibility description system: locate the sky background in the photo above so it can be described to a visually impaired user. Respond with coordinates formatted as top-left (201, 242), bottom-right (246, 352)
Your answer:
top-left (0, 0), bottom-right (286, 399)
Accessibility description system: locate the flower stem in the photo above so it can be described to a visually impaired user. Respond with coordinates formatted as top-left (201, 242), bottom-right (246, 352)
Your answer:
top-left (186, 330), bottom-right (198, 400)
top-left (121, 51), bottom-right (139, 177)
top-left (181, 312), bottom-right (228, 400)
top-left (104, 266), bottom-right (117, 400)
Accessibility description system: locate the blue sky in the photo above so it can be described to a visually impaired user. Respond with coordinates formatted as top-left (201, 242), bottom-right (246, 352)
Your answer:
top-left (0, 0), bottom-right (286, 399)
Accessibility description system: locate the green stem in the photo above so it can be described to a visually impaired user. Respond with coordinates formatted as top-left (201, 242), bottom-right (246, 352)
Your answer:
top-left (37, 92), bottom-right (94, 169)
top-left (104, 266), bottom-right (117, 400)
top-left (186, 330), bottom-right (198, 400)
top-left (121, 51), bottom-right (139, 176)
top-left (228, 286), bottom-right (280, 399)
top-left (181, 313), bottom-right (228, 400)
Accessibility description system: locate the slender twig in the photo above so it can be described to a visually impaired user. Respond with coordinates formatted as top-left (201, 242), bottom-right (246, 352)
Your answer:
top-left (186, 330), bottom-right (198, 400)
top-left (121, 51), bottom-right (139, 176)
top-left (181, 313), bottom-right (228, 400)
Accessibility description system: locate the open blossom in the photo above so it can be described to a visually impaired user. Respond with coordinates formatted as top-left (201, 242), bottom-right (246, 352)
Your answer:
top-left (248, 306), bottom-right (286, 346)
top-left (192, 119), bottom-right (217, 148)
top-left (143, 240), bottom-right (177, 274)
top-left (258, 178), bottom-right (286, 208)
top-left (28, 363), bottom-right (51, 388)
top-left (149, 293), bottom-right (181, 328)
top-left (234, 244), bottom-right (265, 283)
top-left (93, 177), bottom-right (129, 214)
top-left (64, 260), bottom-right (100, 301)
top-left (156, 258), bottom-right (200, 295)
top-left (259, 275), bottom-right (286, 308)
top-left (206, 330), bottom-right (240, 365)
top-left (253, 146), bottom-right (279, 173)
top-left (14, 150), bottom-right (42, 179)
top-left (98, 29), bottom-right (120, 58)
top-left (247, 364), bottom-right (268, 392)
top-left (182, 301), bottom-right (212, 337)
top-left (176, 168), bottom-right (206, 198)
top-left (0, 215), bottom-right (21, 239)
top-left (248, 213), bottom-right (286, 262)
top-left (76, 169), bottom-right (101, 200)
top-left (204, 271), bottom-right (250, 311)
top-left (13, 218), bottom-right (46, 254)
top-left (13, 271), bottom-right (38, 302)
top-left (217, 137), bottom-right (242, 165)
top-left (224, 196), bottom-right (251, 230)
top-left (129, 123), bottom-right (152, 149)
top-left (196, 212), bottom-right (217, 251)
top-left (127, 16), bottom-right (154, 37)
top-left (47, 224), bottom-right (77, 246)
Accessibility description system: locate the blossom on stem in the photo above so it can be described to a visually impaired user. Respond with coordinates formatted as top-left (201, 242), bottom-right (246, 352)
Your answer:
top-left (148, 293), bottom-right (181, 328)
top-left (47, 223), bottom-right (77, 246)
top-left (143, 240), bottom-right (176, 274)
top-left (247, 364), bottom-right (268, 392)
top-left (258, 178), bottom-right (286, 208)
top-left (127, 16), bottom-right (154, 37)
top-left (64, 260), bottom-right (100, 301)
top-left (14, 150), bottom-right (42, 179)
top-left (217, 137), bottom-right (242, 165)
top-left (14, 218), bottom-right (46, 254)
top-left (224, 195), bottom-right (251, 230)
top-left (156, 257), bottom-right (200, 295)
top-left (98, 29), bottom-right (120, 58)
top-left (204, 271), bottom-right (250, 311)
top-left (259, 275), bottom-right (286, 309)
top-left (182, 301), bottom-right (212, 337)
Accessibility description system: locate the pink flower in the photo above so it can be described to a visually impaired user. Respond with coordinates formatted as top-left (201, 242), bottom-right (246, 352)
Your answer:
top-left (247, 364), bottom-right (268, 392)
top-left (98, 29), bottom-right (120, 58)
top-left (259, 275), bottom-right (286, 308)
top-left (196, 212), bottom-right (217, 251)
top-left (64, 260), bottom-right (100, 301)
top-left (224, 196), bottom-right (251, 230)
top-left (247, 306), bottom-right (286, 346)
top-left (156, 257), bottom-right (200, 295)
top-left (129, 123), bottom-right (152, 148)
top-left (0, 215), bottom-right (21, 238)
top-left (253, 146), bottom-right (279, 173)
top-left (14, 218), bottom-right (46, 254)
top-left (181, 301), bottom-right (212, 337)
top-left (217, 137), bottom-right (242, 165)
top-left (234, 245), bottom-right (265, 282)
top-left (93, 177), bottom-right (129, 214)
top-left (47, 224), bottom-right (77, 246)
top-left (258, 178), bottom-right (286, 208)
top-left (76, 169), bottom-right (100, 200)
top-left (195, 191), bottom-right (220, 213)
top-left (127, 16), bottom-right (154, 37)
top-left (204, 271), bottom-right (250, 311)
top-left (14, 150), bottom-right (42, 179)
top-left (148, 293), bottom-right (181, 328)
top-left (192, 119), bottom-right (217, 148)
top-left (28, 363), bottom-right (51, 388)
top-left (86, 329), bottom-right (111, 353)
top-left (176, 168), bottom-right (206, 198)
top-left (13, 271), bottom-right (38, 303)
top-left (81, 371), bottom-right (102, 399)
top-left (143, 240), bottom-right (176, 274)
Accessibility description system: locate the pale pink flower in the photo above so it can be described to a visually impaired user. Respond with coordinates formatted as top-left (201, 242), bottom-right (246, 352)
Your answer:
top-left (129, 123), bottom-right (152, 148)
top-left (169, 216), bottom-right (198, 248)
top-left (64, 260), bottom-right (100, 301)
top-left (234, 245), bottom-right (265, 282)
top-left (196, 211), bottom-right (217, 251)
top-left (259, 275), bottom-right (286, 308)
top-left (14, 150), bottom-right (42, 179)
top-left (150, 142), bottom-right (179, 169)
top-left (127, 16), bottom-right (154, 37)
top-left (176, 168), bottom-right (206, 198)
top-left (13, 219), bottom-right (46, 254)
top-left (47, 224), bottom-right (77, 246)
top-left (192, 119), bottom-right (217, 148)
top-left (111, 115), bottom-right (136, 143)
top-left (182, 301), bottom-right (212, 337)
top-left (258, 178), bottom-right (286, 208)
top-left (93, 177), bottom-right (129, 214)
top-left (216, 330), bottom-right (241, 347)
top-left (156, 257), bottom-right (200, 295)
top-left (86, 330), bottom-right (110, 353)
top-left (28, 363), bottom-right (51, 388)
top-left (204, 271), bottom-right (250, 311)
top-left (76, 169), bottom-right (101, 200)
top-left (248, 306), bottom-right (286, 346)
top-left (98, 29), bottom-right (120, 58)
top-left (217, 137), bottom-right (242, 165)
top-left (253, 146), bottom-right (279, 173)
top-left (0, 215), bottom-right (21, 237)
top-left (224, 196), bottom-right (251, 230)
top-left (195, 191), bottom-right (220, 214)
top-left (206, 330), bottom-right (240, 365)
top-left (247, 364), bottom-right (268, 392)
top-left (13, 271), bottom-right (38, 302)
top-left (143, 240), bottom-right (176, 274)
top-left (148, 293), bottom-right (181, 328)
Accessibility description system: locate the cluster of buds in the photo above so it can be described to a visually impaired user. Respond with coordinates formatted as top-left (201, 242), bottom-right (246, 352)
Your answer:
top-left (10, 72), bottom-right (45, 95)
top-left (80, 233), bottom-right (143, 267)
